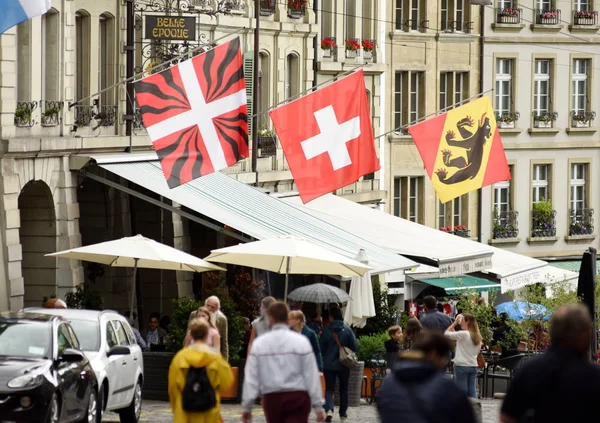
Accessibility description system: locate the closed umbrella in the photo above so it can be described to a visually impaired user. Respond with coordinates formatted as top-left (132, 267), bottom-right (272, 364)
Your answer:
top-left (205, 235), bottom-right (371, 300)
top-left (47, 234), bottom-right (225, 318)
top-left (344, 249), bottom-right (376, 328)
top-left (287, 283), bottom-right (351, 304)
top-left (496, 301), bottom-right (549, 321)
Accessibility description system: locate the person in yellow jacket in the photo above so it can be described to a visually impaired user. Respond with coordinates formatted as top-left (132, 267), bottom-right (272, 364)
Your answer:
top-left (169, 318), bottom-right (234, 423)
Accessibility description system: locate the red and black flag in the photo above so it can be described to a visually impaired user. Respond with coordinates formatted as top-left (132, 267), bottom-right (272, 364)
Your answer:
top-left (134, 37), bottom-right (249, 188)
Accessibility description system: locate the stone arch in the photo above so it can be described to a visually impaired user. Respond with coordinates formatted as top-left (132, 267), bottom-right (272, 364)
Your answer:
top-left (18, 180), bottom-right (57, 308)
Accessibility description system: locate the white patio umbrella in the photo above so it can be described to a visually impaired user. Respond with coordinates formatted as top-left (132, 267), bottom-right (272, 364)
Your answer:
top-left (344, 249), bottom-right (376, 328)
top-left (204, 235), bottom-right (372, 300)
top-left (47, 234), bottom-right (225, 314)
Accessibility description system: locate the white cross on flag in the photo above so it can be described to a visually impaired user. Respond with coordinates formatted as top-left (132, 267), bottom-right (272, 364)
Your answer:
top-left (135, 37), bottom-right (249, 188)
top-left (269, 70), bottom-right (380, 203)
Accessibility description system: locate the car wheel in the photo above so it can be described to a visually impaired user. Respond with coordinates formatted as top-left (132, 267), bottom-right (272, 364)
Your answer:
top-left (81, 389), bottom-right (98, 423)
top-left (118, 380), bottom-right (142, 423)
top-left (46, 394), bottom-right (60, 423)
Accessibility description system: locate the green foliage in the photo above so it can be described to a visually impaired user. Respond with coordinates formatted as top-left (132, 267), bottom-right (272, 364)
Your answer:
top-left (356, 278), bottom-right (400, 337)
top-left (166, 296), bottom-right (202, 353)
top-left (532, 199), bottom-right (553, 220)
top-left (356, 332), bottom-right (388, 362)
top-left (64, 283), bottom-right (103, 310)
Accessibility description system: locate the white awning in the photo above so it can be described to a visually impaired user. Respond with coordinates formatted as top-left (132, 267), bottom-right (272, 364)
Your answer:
top-left (277, 193), bottom-right (494, 277)
top-left (276, 193), bottom-right (577, 292)
top-left (73, 153), bottom-right (417, 276)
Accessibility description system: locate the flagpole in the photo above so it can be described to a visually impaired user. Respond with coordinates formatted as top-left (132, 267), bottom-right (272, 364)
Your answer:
top-left (477, 5), bottom-right (486, 243)
top-left (373, 89), bottom-right (494, 141)
top-left (251, 0), bottom-right (260, 175)
top-left (125, 0), bottom-right (135, 142)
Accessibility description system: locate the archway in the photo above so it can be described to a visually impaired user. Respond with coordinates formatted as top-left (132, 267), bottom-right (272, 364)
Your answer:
top-left (18, 180), bottom-right (57, 308)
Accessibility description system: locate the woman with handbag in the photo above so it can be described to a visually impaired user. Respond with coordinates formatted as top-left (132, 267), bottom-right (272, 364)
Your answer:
top-left (319, 308), bottom-right (358, 422)
top-left (445, 313), bottom-right (482, 399)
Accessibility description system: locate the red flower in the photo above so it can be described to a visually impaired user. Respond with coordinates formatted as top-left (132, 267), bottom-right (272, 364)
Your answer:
top-left (320, 37), bottom-right (337, 50)
top-left (361, 39), bottom-right (375, 52)
top-left (345, 39), bottom-right (361, 51)
top-left (288, 0), bottom-right (307, 9)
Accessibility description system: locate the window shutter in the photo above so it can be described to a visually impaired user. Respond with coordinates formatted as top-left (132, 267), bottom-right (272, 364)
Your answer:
top-left (243, 51), bottom-right (254, 139)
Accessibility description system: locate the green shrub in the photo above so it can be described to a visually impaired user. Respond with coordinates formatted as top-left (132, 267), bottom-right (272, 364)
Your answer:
top-left (356, 332), bottom-right (388, 362)
top-left (166, 297), bottom-right (202, 353)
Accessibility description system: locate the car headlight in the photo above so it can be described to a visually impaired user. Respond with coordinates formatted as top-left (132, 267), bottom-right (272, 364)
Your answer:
top-left (7, 364), bottom-right (50, 389)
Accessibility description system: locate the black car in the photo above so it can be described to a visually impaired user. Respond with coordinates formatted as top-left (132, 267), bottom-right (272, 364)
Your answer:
top-left (0, 312), bottom-right (99, 423)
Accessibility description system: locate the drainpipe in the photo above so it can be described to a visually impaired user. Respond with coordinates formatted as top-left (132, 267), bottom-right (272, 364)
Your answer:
top-left (378, 0), bottom-right (387, 212)
top-left (313, 0), bottom-right (318, 90)
top-left (477, 6), bottom-right (485, 243)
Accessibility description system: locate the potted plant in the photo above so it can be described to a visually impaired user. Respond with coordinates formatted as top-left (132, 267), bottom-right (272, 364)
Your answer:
top-left (14, 104), bottom-right (32, 127)
top-left (534, 111), bottom-right (557, 128)
top-left (531, 199), bottom-right (555, 237)
top-left (572, 111), bottom-right (596, 128)
top-left (574, 10), bottom-right (595, 24)
top-left (454, 225), bottom-right (469, 238)
top-left (259, 0), bottom-right (275, 16)
top-left (257, 127), bottom-right (277, 157)
top-left (361, 39), bottom-right (375, 60)
top-left (320, 37), bottom-right (337, 58)
top-left (287, 0), bottom-right (307, 18)
top-left (345, 39), bottom-right (361, 58)
top-left (41, 105), bottom-right (61, 127)
top-left (497, 112), bottom-right (519, 129)
top-left (539, 10), bottom-right (558, 21)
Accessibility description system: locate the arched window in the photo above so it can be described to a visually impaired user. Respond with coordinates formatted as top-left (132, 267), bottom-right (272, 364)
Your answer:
top-left (99, 13), bottom-right (116, 105)
top-left (259, 52), bottom-right (270, 128)
top-left (285, 53), bottom-right (299, 101)
top-left (75, 11), bottom-right (91, 103)
top-left (42, 9), bottom-right (60, 102)
top-left (16, 21), bottom-right (32, 101)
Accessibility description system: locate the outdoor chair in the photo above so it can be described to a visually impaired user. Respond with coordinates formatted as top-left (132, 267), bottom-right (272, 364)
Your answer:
top-left (367, 349), bottom-right (388, 404)
top-left (484, 353), bottom-right (529, 398)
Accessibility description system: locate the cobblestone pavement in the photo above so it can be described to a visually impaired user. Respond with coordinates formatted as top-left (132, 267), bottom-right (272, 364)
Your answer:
top-left (103, 399), bottom-right (502, 422)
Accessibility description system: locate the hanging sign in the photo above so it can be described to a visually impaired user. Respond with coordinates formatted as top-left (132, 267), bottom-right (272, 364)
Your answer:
top-left (145, 15), bottom-right (196, 41)
top-left (409, 302), bottom-right (418, 317)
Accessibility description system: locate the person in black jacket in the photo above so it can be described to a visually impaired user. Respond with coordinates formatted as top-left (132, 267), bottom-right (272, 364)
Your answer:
top-left (384, 325), bottom-right (403, 367)
top-left (377, 331), bottom-right (476, 423)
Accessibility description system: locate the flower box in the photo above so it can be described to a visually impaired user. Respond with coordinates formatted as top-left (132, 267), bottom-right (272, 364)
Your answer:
top-left (498, 121), bottom-right (515, 129)
top-left (534, 121), bottom-right (552, 128)
top-left (363, 51), bottom-right (372, 60)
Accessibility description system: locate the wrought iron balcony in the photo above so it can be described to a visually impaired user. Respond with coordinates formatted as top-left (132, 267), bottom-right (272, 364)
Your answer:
top-left (496, 7), bottom-right (522, 24)
top-left (133, 108), bottom-right (145, 130)
top-left (287, 0), bottom-right (306, 18)
top-left (74, 105), bottom-right (94, 127)
top-left (570, 208), bottom-right (594, 236)
top-left (14, 101), bottom-right (37, 127)
top-left (573, 10), bottom-right (598, 25)
top-left (533, 111), bottom-right (558, 128)
top-left (531, 209), bottom-right (557, 238)
top-left (40, 101), bottom-right (63, 127)
top-left (258, 135), bottom-right (277, 158)
top-left (535, 9), bottom-right (561, 25)
top-left (402, 19), bottom-right (429, 33)
top-left (442, 20), bottom-right (473, 33)
top-left (95, 105), bottom-right (118, 127)
top-left (259, 0), bottom-right (275, 16)
top-left (571, 111), bottom-right (596, 128)
top-left (493, 209), bottom-right (519, 239)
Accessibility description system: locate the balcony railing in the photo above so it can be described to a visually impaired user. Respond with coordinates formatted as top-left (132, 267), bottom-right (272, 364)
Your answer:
top-left (493, 209), bottom-right (519, 239)
top-left (259, 0), bottom-right (275, 16)
top-left (573, 10), bottom-right (598, 25)
top-left (402, 19), bottom-right (429, 32)
top-left (531, 209), bottom-right (557, 238)
top-left (287, 0), bottom-right (306, 18)
top-left (535, 9), bottom-right (561, 25)
top-left (40, 101), bottom-right (63, 127)
top-left (74, 105), bottom-right (94, 127)
top-left (442, 20), bottom-right (473, 33)
top-left (571, 111), bottom-right (596, 128)
top-left (496, 7), bottom-right (522, 24)
top-left (133, 108), bottom-right (145, 130)
top-left (258, 135), bottom-right (277, 158)
top-left (14, 101), bottom-right (37, 127)
top-left (96, 105), bottom-right (118, 127)
top-left (570, 208), bottom-right (594, 236)
top-left (497, 111), bottom-right (520, 129)
top-left (533, 111), bottom-right (558, 128)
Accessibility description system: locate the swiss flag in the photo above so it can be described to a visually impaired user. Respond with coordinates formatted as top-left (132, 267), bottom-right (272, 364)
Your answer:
top-left (134, 38), bottom-right (248, 188)
top-left (269, 70), bottom-right (380, 203)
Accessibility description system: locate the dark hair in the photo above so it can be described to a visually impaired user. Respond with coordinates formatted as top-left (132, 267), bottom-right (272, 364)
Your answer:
top-left (149, 312), bottom-right (160, 321)
top-left (261, 296), bottom-right (276, 309)
top-left (423, 296), bottom-right (437, 310)
top-left (331, 307), bottom-right (343, 321)
top-left (498, 312), bottom-right (509, 322)
top-left (268, 302), bottom-right (290, 324)
top-left (124, 311), bottom-right (137, 319)
top-left (322, 310), bottom-right (330, 321)
top-left (411, 331), bottom-right (452, 360)
top-left (388, 325), bottom-right (401, 338)
top-left (436, 303), bottom-right (444, 313)
top-left (550, 303), bottom-right (592, 351)
top-left (403, 317), bottom-right (423, 349)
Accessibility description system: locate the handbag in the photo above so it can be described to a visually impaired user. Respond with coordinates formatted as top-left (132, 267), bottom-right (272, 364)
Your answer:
top-left (332, 330), bottom-right (358, 368)
top-left (477, 352), bottom-right (486, 369)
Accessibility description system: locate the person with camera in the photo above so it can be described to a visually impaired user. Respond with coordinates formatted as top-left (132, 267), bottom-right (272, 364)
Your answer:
top-left (445, 313), bottom-right (482, 399)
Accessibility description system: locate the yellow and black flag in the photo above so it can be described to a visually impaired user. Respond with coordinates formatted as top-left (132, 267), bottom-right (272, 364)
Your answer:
top-left (408, 96), bottom-right (510, 203)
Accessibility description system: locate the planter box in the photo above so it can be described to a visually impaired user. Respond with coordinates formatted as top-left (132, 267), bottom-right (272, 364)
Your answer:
top-left (333, 361), bottom-right (364, 407)
top-left (498, 121), bottom-right (515, 129)
top-left (345, 50), bottom-right (358, 59)
top-left (534, 121), bottom-right (552, 128)
top-left (220, 366), bottom-right (239, 400)
top-left (573, 120), bottom-right (590, 128)
top-left (363, 51), bottom-right (373, 60)
top-left (142, 351), bottom-right (175, 401)
top-left (322, 49), bottom-right (332, 58)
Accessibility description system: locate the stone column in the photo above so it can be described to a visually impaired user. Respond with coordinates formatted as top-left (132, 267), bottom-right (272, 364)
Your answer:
top-left (172, 203), bottom-right (193, 298)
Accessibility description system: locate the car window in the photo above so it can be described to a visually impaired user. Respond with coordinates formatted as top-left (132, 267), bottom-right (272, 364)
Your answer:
top-left (106, 322), bottom-right (118, 349)
top-left (0, 321), bottom-right (51, 358)
top-left (57, 324), bottom-right (75, 356)
top-left (67, 319), bottom-right (100, 351)
top-left (121, 320), bottom-right (136, 345)
top-left (65, 324), bottom-right (81, 349)
top-left (112, 321), bottom-right (130, 346)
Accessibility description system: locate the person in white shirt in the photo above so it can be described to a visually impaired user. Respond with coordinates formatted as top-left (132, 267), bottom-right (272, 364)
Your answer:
top-left (445, 313), bottom-right (482, 399)
top-left (242, 301), bottom-right (325, 423)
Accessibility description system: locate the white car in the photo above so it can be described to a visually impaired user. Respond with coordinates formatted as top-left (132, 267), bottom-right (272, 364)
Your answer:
top-left (25, 308), bottom-right (144, 423)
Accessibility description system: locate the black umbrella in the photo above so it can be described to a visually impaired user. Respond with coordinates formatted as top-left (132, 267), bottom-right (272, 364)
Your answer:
top-left (577, 247), bottom-right (597, 363)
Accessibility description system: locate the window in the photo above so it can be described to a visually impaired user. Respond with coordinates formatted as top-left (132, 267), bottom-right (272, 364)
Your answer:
top-left (42, 9), bottom-right (59, 101)
top-left (572, 59), bottom-right (589, 115)
top-left (112, 321), bottom-right (130, 346)
top-left (285, 54), bottom-right (299, 101)
top-left (259, 53), bottom-right (269, 128)
top-left (394, 177), bottom-right (423, 222)
top-left (321, 1), bottom-right (334, 36)
top-left (494, 180), bottom-right (511, 215)
top-left (533, 60), bottom-right (551, 115)
top-left (57, 324), bottom-right (75, 356)
top-left (16, 22), bottom-right (32, 101)
top-left (439, 200), bottom-right (447, 228)
top-left (495, 59), bottom-right (513, 116)
top-left (345, 0), bottom-right (356, 39)
top-left (75, 11), bottom-right (90, 102)
top-left (498, 0), bottom-right (515, 8)
top-left (575, 0), bottom-right (590, 12)
top-left (453, 197), bottom-right (462, 226)
top-left (441, 0), bottom-right (470, 32)
top-left (440, 72), bottom-right (469, 111)
top-left (409, 177), bottom-right (419, 222)
top-left (395, 0), bottom-right (426, 31)
top-left (106, 322), bottom-right (118, 349)
top-left (362, 0), bottom-right (374, 40)
top-left (536, 0), bottom-right (552, 11)
top-left (570, 164), bottom-right (587, 212)
top-left (393, 177), bottom-right (402, 217)
top-left (98, 14), bottom-right (115, 105)
top-left (532, 164), bottom-right (549, 203)
top-left (394, 71), bottom-right (425, 132)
